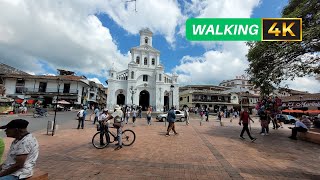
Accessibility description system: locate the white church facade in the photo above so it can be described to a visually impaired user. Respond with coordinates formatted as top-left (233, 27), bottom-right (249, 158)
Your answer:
top-left (107, 29), bottom-right (179, 111)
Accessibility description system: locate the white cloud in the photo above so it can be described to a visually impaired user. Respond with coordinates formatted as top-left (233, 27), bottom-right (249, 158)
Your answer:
top-left (174, 42), bottom-right (249, 85)
top-left (0, 0), bottom-right (129, 77)
top-left (101, 0), bottom-right (183, 45)
top-left (88, 77), bottom-right (103, 85)
top-left (281, 77), bottom-right (320, 93)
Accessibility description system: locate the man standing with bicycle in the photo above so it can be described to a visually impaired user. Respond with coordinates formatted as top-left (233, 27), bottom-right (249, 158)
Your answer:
top-left (107, 105), bottom-right (124, 151)
top-left (98, 108), bottom-right (110, 146)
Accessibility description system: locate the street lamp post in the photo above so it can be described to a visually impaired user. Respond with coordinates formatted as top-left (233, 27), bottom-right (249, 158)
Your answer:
top-left (240, 87), bottom-right (242, 112)
top-left (170, 85), bottom-right (174, 108)
top-left (129, 86), bottom-right (137, 105)
top-left (52, 78), bottom-right (61, 136)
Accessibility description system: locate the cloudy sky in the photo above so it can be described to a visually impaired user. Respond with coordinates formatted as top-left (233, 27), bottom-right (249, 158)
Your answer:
top-left (0, 0), bottom-right (319, 93)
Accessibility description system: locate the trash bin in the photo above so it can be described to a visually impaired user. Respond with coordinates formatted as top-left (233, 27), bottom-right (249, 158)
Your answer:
top-left (47, 120), bottom-right (53, 135)
top-left (47, 121), bottom-right (59, 134)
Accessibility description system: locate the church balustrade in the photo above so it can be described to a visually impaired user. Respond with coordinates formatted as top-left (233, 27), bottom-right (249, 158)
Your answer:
top-left (192, 99), bottom-right (231, 103)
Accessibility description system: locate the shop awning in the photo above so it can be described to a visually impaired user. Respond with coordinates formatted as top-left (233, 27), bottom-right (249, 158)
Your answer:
top-left (282, 109), bottom-right (304, 113)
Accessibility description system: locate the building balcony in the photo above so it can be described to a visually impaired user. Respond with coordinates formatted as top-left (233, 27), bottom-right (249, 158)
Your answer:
top-left (192, 99), bottom-right (231, 103)
top-left (24, 88), bottom-right (78, 94)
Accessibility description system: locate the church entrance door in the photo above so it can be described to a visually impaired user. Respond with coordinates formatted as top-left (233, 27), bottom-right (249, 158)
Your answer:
top-left (139, 90), bottom-right (149, 111)
top-left (117, 94), bottom-right (125, 106)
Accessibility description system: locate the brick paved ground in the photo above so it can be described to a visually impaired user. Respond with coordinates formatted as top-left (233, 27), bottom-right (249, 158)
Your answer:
top-left (2, 115), bottom-right (320, 179)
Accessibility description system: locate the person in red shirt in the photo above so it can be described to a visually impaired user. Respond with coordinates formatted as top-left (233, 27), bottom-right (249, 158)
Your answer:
top-left (239, 108), bottom-right (257, 142)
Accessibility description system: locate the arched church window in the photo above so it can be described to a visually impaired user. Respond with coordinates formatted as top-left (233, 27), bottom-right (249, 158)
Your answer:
top-left (144, 57), bottom-right (147, 65)
top-left (159, 74), bottom-right (162, 81)
top-left (131, 71), bottom-right (134, 79)
top-left (152, 58), bottom-right (155, 65)
top-left (145, 37), bottom-right (148, 44)
top-left (136, 56), bottom-right (140, 64)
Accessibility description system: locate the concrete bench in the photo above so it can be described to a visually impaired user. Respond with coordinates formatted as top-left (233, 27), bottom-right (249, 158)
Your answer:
top-left (299, 129), bottom-right (320, 144)
top-left (28, 169), bottom-right (48, 180)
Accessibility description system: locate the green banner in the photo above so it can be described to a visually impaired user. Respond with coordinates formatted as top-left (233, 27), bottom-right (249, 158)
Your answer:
top-left (186, 18), bottom-right (261, 41)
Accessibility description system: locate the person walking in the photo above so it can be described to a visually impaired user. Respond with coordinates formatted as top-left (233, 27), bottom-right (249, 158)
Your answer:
top-left (98, 108), bottom-right (110, 146)
top-left (77, 106), bottom-right (87, 129)
top-left (205, 108), bottom-right (209, 122)
top-left (93, 106), bottom-right (100, 124)
top-left (125, 108), bottom-right (130, 124)
top-left (239, 108), bottom-right (257, 142)
top-left (166, 106), bottom-right (178, 136)
top-left (146, 106), bottom-right (152, 125)
top-left (132, 109), bottom-right (137, 126)
top-left (106, 105), bottom-right (124, 150)
top-left (138, 106), bottom-right (142, 118)
top-left (259, 110), bottom-right (269, 135)
top-left (184, 108), bottom-right (190, 126)
top-left (200, 110), bottom-right (204, 126)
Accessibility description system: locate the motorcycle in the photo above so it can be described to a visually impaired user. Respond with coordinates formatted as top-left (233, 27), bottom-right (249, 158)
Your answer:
top-left (33, 108), bottom-right (48, 118)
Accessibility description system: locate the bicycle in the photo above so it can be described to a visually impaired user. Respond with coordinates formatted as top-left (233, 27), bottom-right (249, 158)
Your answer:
top-left (92, 124), bottom-right (136, 149)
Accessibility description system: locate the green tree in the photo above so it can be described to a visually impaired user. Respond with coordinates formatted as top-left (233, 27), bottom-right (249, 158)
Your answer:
top-left (246, 0), bottom-right (320, 96)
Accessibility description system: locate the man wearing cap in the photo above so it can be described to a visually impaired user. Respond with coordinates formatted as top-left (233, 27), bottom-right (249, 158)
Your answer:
top-left (0, 119), bottom-right (39, 179)
top-left (98, 108), bottom-right (110, 146)
top-left (107, 105), bottom-right (124, 150)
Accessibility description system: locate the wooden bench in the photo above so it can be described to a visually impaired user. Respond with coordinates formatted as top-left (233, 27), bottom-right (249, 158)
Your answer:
top-left (298, 129), bottom-right (320, 144)
top-left (28, 169), bottom-right (48, 180)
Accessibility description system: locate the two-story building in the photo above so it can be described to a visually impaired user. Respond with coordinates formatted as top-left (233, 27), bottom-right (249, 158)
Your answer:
top-left (219, 75), bottom-right (260, 95)
top-left (0, 65), bottom-right (91, 108)
top-left (179, 85), bottom-right (235, 112)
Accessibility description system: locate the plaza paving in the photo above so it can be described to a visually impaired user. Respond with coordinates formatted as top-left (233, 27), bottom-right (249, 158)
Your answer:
top-left (2, 115), bottom-right (320, 179)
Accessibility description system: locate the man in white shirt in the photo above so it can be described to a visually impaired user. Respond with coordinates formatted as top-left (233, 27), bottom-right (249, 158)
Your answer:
top-left (289, 119), bottom-right (308, 140)
top-left (0, 119), bottom-right (39, 179)
top-left (98, 108), bottom-right (110, 146)
top-left (107, 105), bottom-right (124, 150)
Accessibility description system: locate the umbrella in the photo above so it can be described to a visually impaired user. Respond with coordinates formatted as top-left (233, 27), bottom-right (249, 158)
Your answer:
top-left (57, 100), bottom-right (70, 105)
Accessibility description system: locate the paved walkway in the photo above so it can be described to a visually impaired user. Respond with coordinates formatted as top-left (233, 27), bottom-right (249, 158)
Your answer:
top-left (2, 116), bottom-right (320, 179)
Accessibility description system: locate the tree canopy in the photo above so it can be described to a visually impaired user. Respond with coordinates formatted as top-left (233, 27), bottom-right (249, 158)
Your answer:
top-left (246, 0), bottom-right (320, 96)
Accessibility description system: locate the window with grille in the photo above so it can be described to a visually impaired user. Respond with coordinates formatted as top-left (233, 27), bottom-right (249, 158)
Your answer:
top-left (143, 75), bottom-right (148, 82)
top-left (144, 57), bottom-right (147, 65)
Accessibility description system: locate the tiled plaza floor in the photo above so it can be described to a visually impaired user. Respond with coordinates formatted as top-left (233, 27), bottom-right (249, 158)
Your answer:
top-left (2, 116), bottom-right (320, 179)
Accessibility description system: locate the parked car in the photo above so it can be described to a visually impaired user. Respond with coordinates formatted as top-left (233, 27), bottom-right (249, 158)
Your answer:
top-left (156, 110), bottom-right (185, 122)
top-left (276, 114), bottom-right (298, 124)
top-left (57, 104), bottom-right (64, 111)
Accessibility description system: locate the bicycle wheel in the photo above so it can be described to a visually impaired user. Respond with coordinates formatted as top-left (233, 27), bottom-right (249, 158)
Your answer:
top-left (92, 132), bottom-right (108, 149)
top-left (121, 129), bottom-right (136, 146)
